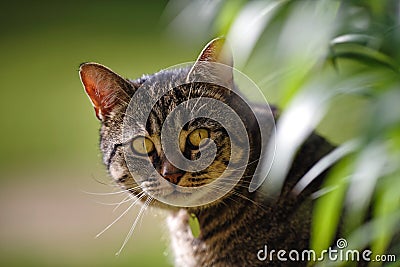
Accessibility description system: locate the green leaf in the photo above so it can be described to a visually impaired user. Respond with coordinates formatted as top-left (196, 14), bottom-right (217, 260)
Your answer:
top-left (372, 173), bottom-right (400, 257)
top-left (214, 0), bottom-right (247, 36)
top-left (189, 213), bottom-right (201, 238)
top-left (330, 43), bottom-right (399, 72)
top-left (311, 157), bottom-right (352, 254)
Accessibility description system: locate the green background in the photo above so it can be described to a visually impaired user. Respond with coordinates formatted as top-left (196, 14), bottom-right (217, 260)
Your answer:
top-left (0, 1), bottom-right (193, 266)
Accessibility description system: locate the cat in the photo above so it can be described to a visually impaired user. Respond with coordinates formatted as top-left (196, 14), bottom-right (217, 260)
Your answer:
top-left (80, 38), bottom-right (335, 266)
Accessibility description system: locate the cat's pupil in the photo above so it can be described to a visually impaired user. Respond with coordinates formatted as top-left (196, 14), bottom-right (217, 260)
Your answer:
top-left (188, 128), bottom-right (209, 147)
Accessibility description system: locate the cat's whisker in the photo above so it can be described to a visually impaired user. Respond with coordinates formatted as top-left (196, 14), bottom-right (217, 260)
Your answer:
top-left (90, 196), bottom-right (133, 207)
top-left (90, 174), bottom-right (115, 186)
top-left (221, 168), bottom-right (257, 175)
top-left (91, 194), bottom-right (137, 210)
top-left (220, 172), bottom-right (261, 180)
top-left (126, 185), bottom-right (144, 193)
top-left (96, 192), bottom-right (145, 239)
top-left (191, 91), bottom-right (205, 114)
top-left (115, 94), bottom-right (130, 105)
top-left (195, 102), bottom-right (208, 114)
top-left (223, 157), bottom-right (261, 172)
top-left (112, 194), bottom-right (138, 212)
top-left (216, 180), bottom-right (252, 189)
top-left (206, 183), bottom-right (264, 210)
top-left (206, 185), bottom-right (242, 204)
top-left (80, 189), bottom-right (128, 196)
top-left (186, 85), bottom-right (193, 109)
top-left (217, 181), bottom-right (270, 209)
top-left (211, 187), bottom-right (258, 210)
top-left (115, 196), bottom-right (153, 256)
top-left (119, 111), bottom-right (139, 121)
top-left (112, 195), bottom-right (134, 212)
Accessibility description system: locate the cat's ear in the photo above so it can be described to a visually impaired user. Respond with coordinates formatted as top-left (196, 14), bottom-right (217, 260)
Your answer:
top-left (80, 63), bottom-right (132, 121)
top-left (187, 37), bottom-right (234, 88)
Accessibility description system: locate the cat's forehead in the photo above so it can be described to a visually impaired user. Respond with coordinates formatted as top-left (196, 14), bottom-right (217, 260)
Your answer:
top-left (138, 67), bottom-right (228, 99)
top-left (123, 67), bottom-right (231, 137)
top-left (145, 89), bottom-right (224, 136)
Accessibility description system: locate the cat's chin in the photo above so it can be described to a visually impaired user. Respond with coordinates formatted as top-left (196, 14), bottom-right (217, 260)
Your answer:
top-left (137, 175), bottom-right (235, 208)
top-left (150, 186), bottom-right (225, 209)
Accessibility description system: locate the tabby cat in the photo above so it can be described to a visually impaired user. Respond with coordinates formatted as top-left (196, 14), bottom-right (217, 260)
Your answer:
top-left (80, 38), bottom-right (334, 266)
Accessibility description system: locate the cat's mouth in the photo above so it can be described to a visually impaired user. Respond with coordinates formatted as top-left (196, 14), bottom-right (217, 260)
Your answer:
top-left (140, 177), bottom-right (202, 196)
top-left (137, 174), bottom-right (220, 207)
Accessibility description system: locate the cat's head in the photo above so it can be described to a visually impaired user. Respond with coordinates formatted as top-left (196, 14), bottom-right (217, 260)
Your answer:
top-left (80, 38), bottom-right (271, 209)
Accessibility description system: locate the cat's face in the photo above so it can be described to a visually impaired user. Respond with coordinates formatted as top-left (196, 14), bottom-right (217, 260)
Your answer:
top-left (80, 38), bottom-right (263, 208)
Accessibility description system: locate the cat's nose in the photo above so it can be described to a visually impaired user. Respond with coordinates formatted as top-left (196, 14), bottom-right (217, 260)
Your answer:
top-left (161, 160), bottom-right (184, 185)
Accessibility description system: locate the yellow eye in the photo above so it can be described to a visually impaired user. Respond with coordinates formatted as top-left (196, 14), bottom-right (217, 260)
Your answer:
top-left (188, 129), bottom-right (209, 147)
top-left (131, 137), bottom-right (155, 155)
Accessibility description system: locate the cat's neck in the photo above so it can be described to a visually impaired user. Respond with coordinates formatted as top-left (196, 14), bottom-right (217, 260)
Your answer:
top-left (166, 192), bottom-right (266, 267)
top-left (166, 190), bottom-right (311, 267)
top-left (166, 133), bottom-right (335, 267)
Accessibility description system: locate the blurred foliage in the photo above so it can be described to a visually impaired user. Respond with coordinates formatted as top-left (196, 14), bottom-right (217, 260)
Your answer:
top-left (166, 0), bottom-right (400, 265)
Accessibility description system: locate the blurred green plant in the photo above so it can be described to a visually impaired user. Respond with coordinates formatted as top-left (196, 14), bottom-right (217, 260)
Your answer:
top-left (166, 0), bottom-right (400, 265)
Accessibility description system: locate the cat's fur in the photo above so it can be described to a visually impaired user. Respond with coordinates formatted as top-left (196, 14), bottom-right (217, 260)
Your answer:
top-left (80, 38), bottom-right (334, 266)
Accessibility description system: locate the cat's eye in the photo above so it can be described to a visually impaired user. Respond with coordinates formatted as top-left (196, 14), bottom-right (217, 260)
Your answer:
top-left (131, 137), bottom-right (155, 155)
top-left (188, 128), bottom-right (209, 147)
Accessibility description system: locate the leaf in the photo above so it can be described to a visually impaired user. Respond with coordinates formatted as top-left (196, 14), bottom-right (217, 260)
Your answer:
top-left (311, 157), bottom-right (352, 254)
top-left (330, 43), bottom-right (399, 73)
top-left (189, 213), bottom-right (201, 238)
top-left (263, 77), bottom-right (334, 196)
top-left (331, 33), bottom-right (380, 48)
top-left (226, 0), bottom-right (288, 69)
top-left (214, 0), bottom-right (247, 36)
top-left (292, 139), bottom-right (360, 195)
top-left (345, 141), bottom-right (387, 233)
top-left (372, 173), bottom-right (400, 257)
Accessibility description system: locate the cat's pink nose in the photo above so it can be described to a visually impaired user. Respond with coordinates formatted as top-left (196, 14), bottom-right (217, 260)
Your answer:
top-left (161, 160), bottom-right (184, 185)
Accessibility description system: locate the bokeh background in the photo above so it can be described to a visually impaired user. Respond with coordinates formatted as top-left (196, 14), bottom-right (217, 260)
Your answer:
top-left (0, 1), bottom-right (186, 266)
top-left (1, 0), bottom-right (399, 266)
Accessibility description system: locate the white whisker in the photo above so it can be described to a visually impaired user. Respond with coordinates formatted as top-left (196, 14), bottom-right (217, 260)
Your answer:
top-left (115, 196), bottom-right (153, 256)
top-left (186, 85), bottom-right (193, 108)
top-left (207, 183), bottom-right (266, 210)
top-left (92, 194), bottom-right (138, 209)
top-left (195, 102), bottom-right (208, 113)
top-left (113, 194), bottom-right (134, 212)
top-left (191, 91), bottom-right (205, 114)
top-left (81, 189), bottom-right (128, 196)
top-left (96, 192), bottom-right (145, 239)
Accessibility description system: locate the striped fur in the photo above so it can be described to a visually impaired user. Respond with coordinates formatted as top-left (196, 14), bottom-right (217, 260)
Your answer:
top-left (82, 39), bottom-right (335, 266)
top-left (93, 66), bottom-right (334, 266)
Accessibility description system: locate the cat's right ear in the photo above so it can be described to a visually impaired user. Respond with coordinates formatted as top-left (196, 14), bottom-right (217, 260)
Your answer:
top-left (187, 38), bottom-right (234, 89)
top-left (79, 63), bottom-right (132, 121)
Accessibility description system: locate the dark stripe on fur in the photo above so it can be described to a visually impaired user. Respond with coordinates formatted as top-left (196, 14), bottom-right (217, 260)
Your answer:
top-left (107, 143), bottom-right (123, 169)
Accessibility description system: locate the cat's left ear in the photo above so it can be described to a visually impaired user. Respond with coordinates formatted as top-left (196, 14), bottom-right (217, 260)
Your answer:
top-left (80, 63), bottom-right (132, 121)
top-left (187, 37), bottom-right (234, 88)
